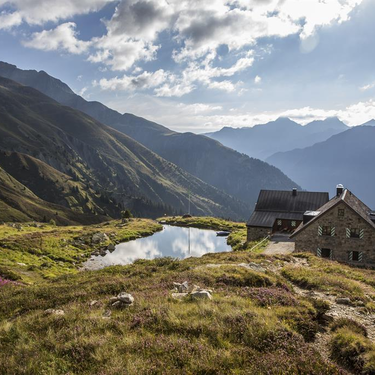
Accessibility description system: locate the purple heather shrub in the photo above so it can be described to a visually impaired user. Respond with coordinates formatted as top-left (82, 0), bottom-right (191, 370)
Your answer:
top-left (244, 287), bottom-right (297, 307)
top-left (0, 277), bottom-right (11, 287)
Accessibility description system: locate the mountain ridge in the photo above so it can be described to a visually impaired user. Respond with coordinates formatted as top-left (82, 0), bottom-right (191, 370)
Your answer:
top-left (205, 116), bottom-right (349, 160)
top-left (266, 125), bottom-right (375, 208)
top-left (0, 61), bottom-right (300, 210)
top-left (0, 75), bottom-right (248, 220)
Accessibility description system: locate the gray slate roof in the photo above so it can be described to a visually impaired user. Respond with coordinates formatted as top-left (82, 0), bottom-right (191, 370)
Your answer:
top-left (291, 189), bottom-right (375, 237)
top-left (247, 189), bottom-right (329, 228)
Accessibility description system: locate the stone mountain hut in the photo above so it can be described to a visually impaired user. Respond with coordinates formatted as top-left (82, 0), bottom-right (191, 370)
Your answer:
top-left (291, 185), bottom-right (375, 267)
top-left (247, 188), bottom-right (329, 241)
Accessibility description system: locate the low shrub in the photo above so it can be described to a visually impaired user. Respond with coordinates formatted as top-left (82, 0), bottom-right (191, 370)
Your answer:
top-left (330, 318), bottom-right (367, 337)
top-left (330, 327), bottom-right (375, 373)
top-left (245, 287), bottom-right (297, 307)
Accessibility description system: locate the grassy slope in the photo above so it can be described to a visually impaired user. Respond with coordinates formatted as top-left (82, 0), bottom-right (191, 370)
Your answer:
top-left (0, 167), bottom-right (106, 225)
top-left (0, 151), bottom-right (117, 217)
top-left (1, 217), bottom-right (375, 373)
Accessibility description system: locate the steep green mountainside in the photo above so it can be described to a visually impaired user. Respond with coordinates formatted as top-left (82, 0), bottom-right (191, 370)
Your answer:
top-left (0, 151), bottom-right (120, 217)
top-left (0, 166), bottom-right (105, 224)
top-left (0, 62), bottom-right (299, 209)
top-left (0, 77), bottom-right (248, 220)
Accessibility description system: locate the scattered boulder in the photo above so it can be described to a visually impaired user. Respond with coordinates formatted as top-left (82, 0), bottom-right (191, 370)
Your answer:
top-left (44, 309), bottom-right (65, 316)
top-left (336, 297), bottom-right (351, 305)
top-left (117, 292), bottom-right (134, 305)
top-left (173, 281), bottom-right (189, 293)
top-left (103, 310), bottom-right (112, 319)
top-left (92, 232), bottom-right (109, 244)
top-left (107, 244), bottom-right (116, 252)
top-left (191, 290), bottom-right (212, 300)
top-left (89, 300), bottom-right (99, 307)
top-left (109, 292), bottom-right (134, 308)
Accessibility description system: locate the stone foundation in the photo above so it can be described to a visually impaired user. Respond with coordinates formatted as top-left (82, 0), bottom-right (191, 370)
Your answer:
top-left (247, 226), bottom-right (271, 242)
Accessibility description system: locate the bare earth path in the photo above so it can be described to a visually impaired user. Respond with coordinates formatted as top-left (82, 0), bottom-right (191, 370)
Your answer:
top-left (262, 234), bottom-right (295, 255)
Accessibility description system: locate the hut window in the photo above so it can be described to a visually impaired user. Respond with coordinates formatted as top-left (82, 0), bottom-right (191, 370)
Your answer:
top-left (322, 226), bottom-right (332, 236)
top-left (338, 209), bottom-right (345, 217)
top-left (277, 220), bottom-right (282, 226)
top-left (349, 251), bottom-right (363, 262)
top-left (350, 228), bottom-right (360, 238)
top-left (321, 248), bottom-right (331, 258)
top-left (291, 221), bottom-right (296, 227)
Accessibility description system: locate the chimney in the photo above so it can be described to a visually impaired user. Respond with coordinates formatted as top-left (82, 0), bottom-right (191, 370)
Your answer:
top-left (336, 184), bottom-right (344, 196)
top-left (292, 188), bottom-right (297, 197)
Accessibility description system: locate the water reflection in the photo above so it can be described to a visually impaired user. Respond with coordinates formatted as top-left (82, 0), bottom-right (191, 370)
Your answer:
top-left (85, 225), bottom-right (230, 269)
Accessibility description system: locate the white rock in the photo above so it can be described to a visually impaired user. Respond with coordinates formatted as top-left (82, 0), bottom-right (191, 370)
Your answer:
top-left (45, 309), bottom-right (65, 316)
top-left (117, 292), bottom-right (134, 305)
top-left (111, 301), bottom-right (122, 308)
top-left (191, 290), bottom-right (212, 300)
top-left (173, 281), bottom-right (189, 293)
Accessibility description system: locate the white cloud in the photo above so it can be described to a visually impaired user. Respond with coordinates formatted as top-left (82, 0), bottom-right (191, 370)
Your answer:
top-left (155, 82), bottom-right (195, 97)
top-left (0, 10), bottom-right (22, 29)
top-left (359, 82), bottom-right (375, 91)
top-left (23, 23), bottom-right (91, 54)
top-left (11, 0), bottom-right (364, 98)
top-left (98, 69), bottom-right (170, 91)
top-left (89, 38), bottom-right (159, 71)
top-left (0, 0), bottom-right (114, 25)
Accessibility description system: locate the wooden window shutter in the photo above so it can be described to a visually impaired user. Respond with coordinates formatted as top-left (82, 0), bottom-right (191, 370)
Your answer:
top-left (346, 228), bottom-right (351, 238)
top-left (331, 227), bottom-right (335, 236)
top-left (349, 251), bottom-right (353, 261)
top-left (318, 226), bottom-right (323, 236)
top-left (359, 252), bottom-right (363, 262)
top-left (317, 248), bottom-right (321, 257)
top-left (360, 229), bottom-right (364, 239)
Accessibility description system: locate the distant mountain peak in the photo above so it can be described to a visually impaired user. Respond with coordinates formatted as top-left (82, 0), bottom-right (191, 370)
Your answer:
top-left (303, 117), bottom-right (348, 132)
top-left (360, 119), bottom-right (375, 126)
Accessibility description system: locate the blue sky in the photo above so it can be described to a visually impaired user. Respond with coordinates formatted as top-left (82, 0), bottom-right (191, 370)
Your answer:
top-left (0, 0), bottom-right (375, 132)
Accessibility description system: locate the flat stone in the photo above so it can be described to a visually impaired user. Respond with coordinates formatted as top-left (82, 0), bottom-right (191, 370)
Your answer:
top-left (102, 310), bottom-right (112, 319)
top-left (89, 300), bottom-right (99, 307)
top-left (191, 290), bottom-right (212, 300)
top-left (112, 301), bottom-right (122, 308)
top-left (45, 309), bottom-right (65, 316)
